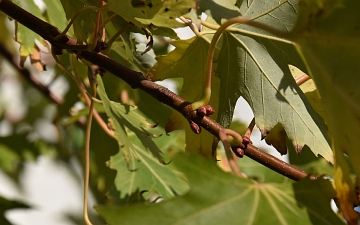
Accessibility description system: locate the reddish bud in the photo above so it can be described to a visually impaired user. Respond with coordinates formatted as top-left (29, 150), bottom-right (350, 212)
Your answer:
top-left (204, 105), bottom-right (215, 116)
top-left (197, 106), bottom-right (207, 117)
top-left (242, 136), bottom-right (252, 145)
top-left (232, 147), bottom-right (245, 158)
top-left (189, 120), bottom-right (201, 134)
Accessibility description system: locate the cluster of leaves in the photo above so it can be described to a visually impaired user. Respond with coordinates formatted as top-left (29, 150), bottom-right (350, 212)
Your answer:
top-left (0, 0), bottom-right (359, 224)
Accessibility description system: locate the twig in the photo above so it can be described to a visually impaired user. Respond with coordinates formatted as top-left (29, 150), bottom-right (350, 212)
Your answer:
top-left (104, 23), bottom-right (131, 55)
top-left (80, 85), bottom-right (115, 138)
top-left (245, 143), bottom-right (316, 181)
top-left (0, 0), bottom-right (312, 182)
top-left (179, 16), bottom-right (202, 37)
top-left (244, 118), bottom-right (255, 138)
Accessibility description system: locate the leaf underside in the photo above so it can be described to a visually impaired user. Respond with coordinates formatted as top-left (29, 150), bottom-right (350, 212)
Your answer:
top-left (148, 0), bottom-right (333, 162)
top-left (215, 0), bottom-right (332, 162)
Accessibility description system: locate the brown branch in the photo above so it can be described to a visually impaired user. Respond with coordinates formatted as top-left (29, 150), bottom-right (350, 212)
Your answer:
top-left (245, 144), bottom-right (316, 181)
top-left (0, 0), bottom-right (313, 182)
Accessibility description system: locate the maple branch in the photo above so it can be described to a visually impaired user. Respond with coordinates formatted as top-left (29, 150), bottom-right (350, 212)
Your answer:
top-left (0, 0), bottom-right (312, 182)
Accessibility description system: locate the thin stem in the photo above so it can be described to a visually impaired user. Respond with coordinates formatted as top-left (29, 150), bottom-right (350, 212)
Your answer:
top-left (104, 23), bottom-right (131, 55)
top-left (89, 0), bottom-right (105, 50)
top-left (244, 118), bottom-right (255, 138)
top-left (200, 20), bottom-right (293, 44)
top-left (193, 16), bottom-right (292, 109)
top-left (179, 16), bottom-right (202, 37)
top-left (81, 87), bottom-right (115, 138)
top-left (103, 12), bottom-right (117, 25)
top-left (65, 54), bottom-right (96, 225)
top-left (53, 52), bottom-right (96, 102)
top-left (219, 129), bottom-right (244, 177)
top-left (58, 6), bottom-right (100, 38)
top-left (70, 55), bottom-right (115, 138)
top-left (83, 76), bottom-right (96, 225)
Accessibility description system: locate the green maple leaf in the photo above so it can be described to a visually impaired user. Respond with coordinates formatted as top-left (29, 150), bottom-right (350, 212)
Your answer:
top-left (97, 76), bottom-right (188, 202)
top-left (196, 0), bottom-right (242, 23)
top-left (107, 0), bottom-right (196, 32)
top-left (215, 0), bottom-right (332, 162)
top-left (96, 153), bottom-right (344, 225)
top-left (97, 75), bottom-right (163, 164)
top-left (60, 0), bottom-right (97, 43)
top-left (109, 140), bottom-right (189, 204)
top-left (42, 0), bottom-right (67, 31)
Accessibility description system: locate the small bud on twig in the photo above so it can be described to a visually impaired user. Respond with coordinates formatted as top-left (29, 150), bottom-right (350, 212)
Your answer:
top-left (204, 105), bottom-right (215, 116)
top-left (189, 120), bottom-right (201, 134)
top-left (197, 106), bottom-right (207, 117)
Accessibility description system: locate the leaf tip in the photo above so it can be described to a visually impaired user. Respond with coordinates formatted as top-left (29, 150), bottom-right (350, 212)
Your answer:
top-left (293, 144), bottom-right (303, 154)
top-left (260, 128), bottom-right (270, 140)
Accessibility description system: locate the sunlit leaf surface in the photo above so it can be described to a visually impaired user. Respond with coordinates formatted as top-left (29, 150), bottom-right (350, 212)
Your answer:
top-left (108, 0), bottom-right (196, 31)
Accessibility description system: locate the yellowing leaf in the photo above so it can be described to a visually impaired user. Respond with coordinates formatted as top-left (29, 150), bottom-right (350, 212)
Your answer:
top-left (290, 66), bottom-right (327, 121)
top-left (264, 123), bottom-right (287, 155)
top-left (30, 46), bottom-right (45, 72)
top-left (334, 148), bottom-right (358, 225)
top-left (14, 0), bottom-right (43, 57)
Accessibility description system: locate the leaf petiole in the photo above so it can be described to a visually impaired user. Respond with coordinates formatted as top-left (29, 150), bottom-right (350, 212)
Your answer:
top-left (219, 129), bottom-right (244, 177)
top-left (193, 17), bottom-right (293, 110)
